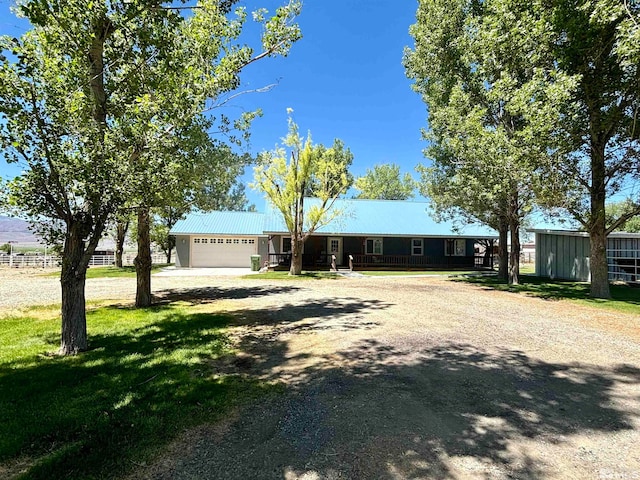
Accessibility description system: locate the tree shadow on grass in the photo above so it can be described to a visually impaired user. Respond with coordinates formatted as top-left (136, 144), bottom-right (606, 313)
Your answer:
top-left (150, 284), bottom-right (302, 306)
top-left (149, 336), bottom-right (640, 479)
top-left (0, 291), bottom-right (388, 480)
top-left (456, 275), bottom-right (640, 305)
top-left (0, 308), bottom-right (259, 480)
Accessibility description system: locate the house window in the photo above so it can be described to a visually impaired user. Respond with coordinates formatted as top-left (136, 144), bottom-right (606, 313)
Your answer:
top-left (248, 239), bottom-right (255, 244)
top-left (281, 236), bottom-right (292, 253)
top-left (233, 239), bottom-right (239, 244)
top-left (194, 238), bottom-right (200, 244)
top-left (217, 239), bottom-right (224, 244)
top-left (412, 239), bottom-right (424, 256)
top-left (365, 238), bottom-right (383, 255)
top-left (202, 238), bottom-right (208, 244)
top-left (445, 239), bottom-right (466, 256)
top-left (226, 239), bottom-right (232, 244)
top-left (242, 239), bottom-right (248, 244)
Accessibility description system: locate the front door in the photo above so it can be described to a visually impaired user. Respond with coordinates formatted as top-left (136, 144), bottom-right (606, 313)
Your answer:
top-left (327, 237), bottom-right (343, 265)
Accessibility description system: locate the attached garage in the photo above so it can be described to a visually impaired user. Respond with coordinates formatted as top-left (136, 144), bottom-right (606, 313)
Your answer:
top-left (170, 211), bottom-right (268, 268)
top-left (191, 237), bottom-right (257, 268)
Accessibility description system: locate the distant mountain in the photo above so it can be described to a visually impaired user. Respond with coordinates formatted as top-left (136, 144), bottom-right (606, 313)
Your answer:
top-left (0, 216), bottom-right (43, 245)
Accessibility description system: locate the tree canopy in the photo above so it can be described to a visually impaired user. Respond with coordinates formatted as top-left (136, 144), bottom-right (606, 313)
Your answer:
top-left (353, 163), bottom-right (416, 200)
top-left (406, 0), bottom-right (640, 294)
top-left (252, 114), bottom-right (352, 275)
top-left (0, 0), bottom-right (302, 353)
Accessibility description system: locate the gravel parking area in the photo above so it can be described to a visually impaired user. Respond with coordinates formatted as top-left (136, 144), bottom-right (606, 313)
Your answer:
top-left (2, 268), bottom-right (639, 479)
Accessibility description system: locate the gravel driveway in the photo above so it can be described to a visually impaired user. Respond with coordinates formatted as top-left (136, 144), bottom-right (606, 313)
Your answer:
top-left (2, 269), bottom-right (639, 479)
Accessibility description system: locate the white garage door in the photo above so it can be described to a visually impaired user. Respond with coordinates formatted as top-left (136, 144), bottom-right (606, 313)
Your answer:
top-left (191, 237), bottom-right (257, 267)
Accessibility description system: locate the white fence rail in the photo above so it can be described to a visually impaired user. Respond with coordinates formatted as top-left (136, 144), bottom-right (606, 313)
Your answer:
top-left (0, 254), bottom-right (167, 269)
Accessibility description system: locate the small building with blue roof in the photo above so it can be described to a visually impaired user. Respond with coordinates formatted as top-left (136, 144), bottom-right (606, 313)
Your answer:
top-left (170, 198), bottom-right (497, 269)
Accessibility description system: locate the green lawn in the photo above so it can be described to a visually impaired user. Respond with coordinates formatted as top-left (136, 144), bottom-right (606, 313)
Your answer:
top-left (45, 265), bottom-right (169, 279)
top-left (519, 264), bottom-right (535, 275)
top-left (359, 270), bottom-right (480, 276)
top-left (458, 275), bottom-right (640, 315)
top-left (0, 303), bottom-right (276, 480)
top-left (242, 270), bottom-right (341, 280)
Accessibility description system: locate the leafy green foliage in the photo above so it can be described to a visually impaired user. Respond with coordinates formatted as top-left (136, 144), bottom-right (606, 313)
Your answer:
top-left (405, 0), bottom-right (640, 296)
top-left (252, 114), bottom-right (352, 274)
top-left (607, 200), bottom-right (640, 233)
top-left (0, 0), bottom-right (302, 351)
top-left (353, 163), bottom-right (416, 200)
top-left (405, 0), bottom-right (570, 284)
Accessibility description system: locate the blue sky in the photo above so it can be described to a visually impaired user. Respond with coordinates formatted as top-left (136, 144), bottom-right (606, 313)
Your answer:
top-left (0, 1), bottom-right (429, 210)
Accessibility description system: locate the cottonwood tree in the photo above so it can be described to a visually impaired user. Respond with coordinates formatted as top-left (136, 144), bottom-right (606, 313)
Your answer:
top-left (531, 1), bottom-right (640, 298)
top-left (253, 115), bottom-right (353, 275)
top-left (354, 163), bottom-right (416, 200)
top-left (0, 0), bottom-right (301, 354)
top-left (405, 0), bottom-right (570, 284)
top-left (110, 2), bottom-right (301, 308)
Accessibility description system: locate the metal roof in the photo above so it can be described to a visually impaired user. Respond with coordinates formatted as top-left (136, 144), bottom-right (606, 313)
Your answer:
top-left (171, 199), bottom-right (498, 238)
top-left (170, 211), bottom-right (266, 236)
top-left (264, 198), bottom-right (497, 238)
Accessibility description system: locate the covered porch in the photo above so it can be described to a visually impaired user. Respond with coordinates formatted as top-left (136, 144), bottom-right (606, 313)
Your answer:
top-left (267, 234), bottom-right (495, 271)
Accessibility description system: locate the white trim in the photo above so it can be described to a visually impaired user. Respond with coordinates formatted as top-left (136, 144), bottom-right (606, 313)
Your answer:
top-left (531, 229), bottom-right (640, 239)
top-left (445, 239), bottom-right (466, 256)
top-left (411, 238), bottom-right (424, 256)
top-left (327, 237), bottom-right (343, 264)
top-left (365, 237), bottom-right (383, 255)
top-left (281, 235), bottom-right (292, 253)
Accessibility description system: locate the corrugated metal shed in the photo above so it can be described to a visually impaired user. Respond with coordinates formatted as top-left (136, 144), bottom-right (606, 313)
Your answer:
top-left (531, 229), bottom-right (640, 282)
top-left (170, 211), bottom-right (265, 236)
top-left (263, 198), bottom-right (497, 238)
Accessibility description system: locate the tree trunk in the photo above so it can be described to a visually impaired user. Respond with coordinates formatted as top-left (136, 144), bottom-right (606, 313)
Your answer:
top-left (508, 219), bottom-right (521, 285)
top-left (58, 14), bottom-right (110, 354)
top-left (497, 217), bottom-right (508, 280)
top-left (589, 228), bottom-right (610, 299)
top-left (135, 207), bottom-right (152, 307)
top-left (289, 236), bottom-right (303, 275)
top-left (115, 219), bottom-right (129, 268)
top-left (60, 223), bottom-right (89, 355)
top-left (589, 142), bottom-right (611, 299)
top-left (483, 240), bottom-right (493, 268)
top-left (166, 247), bottom-right (172, 265)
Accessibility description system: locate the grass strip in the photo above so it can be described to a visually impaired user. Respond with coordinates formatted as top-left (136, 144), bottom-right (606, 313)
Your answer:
top-left (44, 265), bottom-right (168, 279)
top-left (242, 271), bottom-right (341, 280)
top-left (457, 275), bottom-right (640, 315)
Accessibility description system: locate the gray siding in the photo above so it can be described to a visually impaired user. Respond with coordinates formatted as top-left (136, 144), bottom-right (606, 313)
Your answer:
top-left (257, 236), bottom-right (269, 265)
top-left (270, 235), bottom-right (283, 254)
top-left (535, 233), bottom-right (590, 281)
top-left (174, 235), bottom-right (190, 267)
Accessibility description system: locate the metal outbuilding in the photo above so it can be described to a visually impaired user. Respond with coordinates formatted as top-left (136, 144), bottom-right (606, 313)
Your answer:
top-left (532, 229), bottom-right (640, 282)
